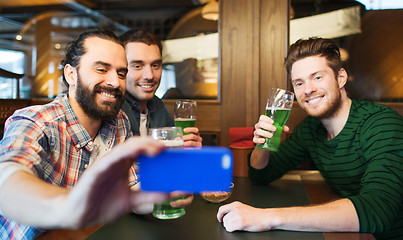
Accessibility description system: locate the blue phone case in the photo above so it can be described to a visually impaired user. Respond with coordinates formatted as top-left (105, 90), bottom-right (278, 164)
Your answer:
top-left (138, 146), bottom-right (233, 193)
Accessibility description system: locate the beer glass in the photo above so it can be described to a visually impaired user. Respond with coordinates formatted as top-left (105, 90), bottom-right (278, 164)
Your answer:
top-left (257, 88), bottom-right (294, 152)
top-left (149, 127), bottom-right (186, 219)
top-left (174, 100), bottom-right (197, 135)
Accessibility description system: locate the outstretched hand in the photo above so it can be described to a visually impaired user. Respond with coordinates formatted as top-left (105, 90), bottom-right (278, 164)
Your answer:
top-left (61, 137), bottom-right (170, 228)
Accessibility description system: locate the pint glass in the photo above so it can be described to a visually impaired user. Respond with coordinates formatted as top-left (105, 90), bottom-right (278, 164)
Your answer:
top-left (174, 100), bottom-right (197, 135)
top-left (149, 127), bottom-right (186, 219)
top-left (257, 88), bottom-right (294, 152)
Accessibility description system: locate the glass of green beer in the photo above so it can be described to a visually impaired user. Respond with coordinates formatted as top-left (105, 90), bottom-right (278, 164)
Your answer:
top-left (149, 127), bottom-right (186, 219)
top-left (257, 88), bottom-right (294, 152)
top-left (174, 100), bottom-right (197, 135)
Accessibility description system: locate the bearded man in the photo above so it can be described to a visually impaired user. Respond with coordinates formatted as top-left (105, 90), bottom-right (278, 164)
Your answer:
top-left (0, 29), bottom-right (191, 239)
top-left (217, 37), bottom-right (403, 240)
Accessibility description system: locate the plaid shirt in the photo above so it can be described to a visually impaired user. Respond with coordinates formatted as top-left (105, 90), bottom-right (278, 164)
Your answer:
top-left (0, 94), bottom-right (136, 239)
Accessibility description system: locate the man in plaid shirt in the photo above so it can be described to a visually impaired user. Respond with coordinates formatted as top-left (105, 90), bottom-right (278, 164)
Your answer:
top-left (0, 29), bottom-right (191, 239)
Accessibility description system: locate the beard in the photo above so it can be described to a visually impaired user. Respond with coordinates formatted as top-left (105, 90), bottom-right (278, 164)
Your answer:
top-left (304, 92), bottom-right (342, 120)
top-left (75, 75), bottom-right (125, 122)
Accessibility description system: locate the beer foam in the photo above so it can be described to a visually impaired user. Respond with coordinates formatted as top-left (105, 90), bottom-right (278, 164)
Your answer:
top-left (162, 140), bottom-right (184, 148)
top-left (174, 118), bottom-right (196, 121)
top-left (266, 107), bottom-right (290, 111)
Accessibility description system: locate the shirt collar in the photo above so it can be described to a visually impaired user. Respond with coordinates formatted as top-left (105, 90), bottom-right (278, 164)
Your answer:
top-left (125, 92), bottom-right (157, 113)
top-left (57, 94), bottom-right (118, 149)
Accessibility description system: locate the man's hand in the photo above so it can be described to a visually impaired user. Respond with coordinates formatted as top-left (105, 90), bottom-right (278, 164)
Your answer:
top-left (217, 201), bottom-right (273, 232)
top-left (217, 199), bottom-right (359, 233)
top-left (253, 115), bottom-right (290, 145)
top-left (0, 136), bottom-right (198, 229)
top-left (249, 115), bottom-right (291, 169)
top-left (0, 137), bottom-right (171, 229)
top-left (61, 137), bottom-right (171, 228)
top-left (169, 192), bottom-right (194, 208)
top-left (130, 191), bottom-right (194, 214)
top-left (182, 127), bottom-right (203, 147)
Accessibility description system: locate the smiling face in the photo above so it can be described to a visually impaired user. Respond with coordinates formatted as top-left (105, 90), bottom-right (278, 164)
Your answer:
top-left (291, 56), bottom-right (345, 119)
top-left (75, 72), bottom-right (125, 122)
top-left (124, 42), bottom-right (162, 106)
top-left (67, 36), bottom-right (128, 121)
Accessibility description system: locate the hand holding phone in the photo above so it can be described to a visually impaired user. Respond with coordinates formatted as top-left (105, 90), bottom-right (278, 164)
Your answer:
top-left (138, 147), bottom-right (233, 193)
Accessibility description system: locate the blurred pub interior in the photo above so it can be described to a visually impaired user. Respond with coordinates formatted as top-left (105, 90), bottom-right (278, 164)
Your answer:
top-left (0, 0), bottom-right (402, 147)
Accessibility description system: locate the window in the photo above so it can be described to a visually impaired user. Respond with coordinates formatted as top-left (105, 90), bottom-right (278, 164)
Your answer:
top-left (0, 49), bottom-right (24, 99)
top-left (355, 0), bottom-right (403, 10)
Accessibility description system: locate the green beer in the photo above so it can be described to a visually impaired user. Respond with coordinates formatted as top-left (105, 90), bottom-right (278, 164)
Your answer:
top-left (174, 118), bottom-right (196, 135)
top-left (257, 108), bottom-right (291, 152)
top-left (151, 135), bottom-right (186, 219)
top-left (153, 196), bottom-right (186, 219)
top-left (174, 100), bottom-right (197, 136)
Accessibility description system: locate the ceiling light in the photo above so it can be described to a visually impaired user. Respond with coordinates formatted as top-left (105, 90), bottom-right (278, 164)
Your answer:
top-left (202, 1), bottom-right (219, 21)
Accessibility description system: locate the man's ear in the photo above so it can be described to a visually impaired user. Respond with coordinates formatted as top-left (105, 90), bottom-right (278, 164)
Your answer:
top-left (337, 68), bottom-right (348, 89)
top-left (64, 64), bottom-right (77, 86)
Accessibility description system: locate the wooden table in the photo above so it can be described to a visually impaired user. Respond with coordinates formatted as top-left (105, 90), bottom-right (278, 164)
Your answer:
top-left (38, 171), bottom-right (374, 240)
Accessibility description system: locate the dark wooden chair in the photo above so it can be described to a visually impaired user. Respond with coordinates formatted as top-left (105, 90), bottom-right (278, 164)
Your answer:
top-left (0, 67), bottom-right (24, 99)
top-left (0, 99), bottom-right (31, 139)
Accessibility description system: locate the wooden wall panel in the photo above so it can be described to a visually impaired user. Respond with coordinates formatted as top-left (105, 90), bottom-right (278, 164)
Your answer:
top-left (244, 0), bottom-right (261, 127)
top-left (259, 0), bottom-right (289, 112)
top-left (220, 0), bottom-right (261, 147)
top-left (219, 0), bottom-right (289, 146)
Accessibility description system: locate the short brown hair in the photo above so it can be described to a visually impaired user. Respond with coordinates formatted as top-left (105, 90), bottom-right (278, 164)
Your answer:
top-left (285, 37), bottom-right (342, 77)
top-left (120, 29), bottom-right (163, 55)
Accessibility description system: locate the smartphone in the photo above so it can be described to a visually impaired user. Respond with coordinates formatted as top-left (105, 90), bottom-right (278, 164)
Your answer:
top-left (138, 146), bottom-right (233, 193)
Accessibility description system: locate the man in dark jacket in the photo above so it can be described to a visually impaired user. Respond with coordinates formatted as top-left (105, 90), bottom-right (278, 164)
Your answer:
top-left (120, 29), bottom-right (202, 147)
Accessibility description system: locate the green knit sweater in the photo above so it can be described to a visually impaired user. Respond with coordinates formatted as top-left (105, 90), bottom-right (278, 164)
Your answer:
top-left (248, 100), bottom-right (403, 240)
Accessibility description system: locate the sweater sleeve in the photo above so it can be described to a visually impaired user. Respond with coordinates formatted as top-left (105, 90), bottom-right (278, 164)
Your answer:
top-left (347, 110), bottom-right (403, 234)
top-left (248, 119), bottom-right (311, 185)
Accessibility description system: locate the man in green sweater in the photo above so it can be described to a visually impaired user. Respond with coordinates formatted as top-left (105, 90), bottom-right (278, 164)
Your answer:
top-left (217, 38), bottom-right (403, 239)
